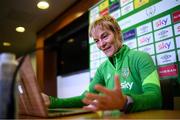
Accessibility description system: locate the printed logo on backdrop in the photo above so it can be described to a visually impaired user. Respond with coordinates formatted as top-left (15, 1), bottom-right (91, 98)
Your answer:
top-left (155, 38), bottom-right (175, 53)
top-left (120, 0), bottom-right (133, 7)
top-left (99, 0), bottom-right (109, 11)
top-left (174, 23), bottom-right (180, 36)
top-left (110, 10), bottom-right (121, 19)
top-left (90, 6), bottom-right (99, 17)
top-left (123, 38), bottom-right (137, 49)
top-left (157, 51), bottom-right (176, 65)
top-left (172, 10), bottom-right (180, 23)
top-left (176, 36), bottom-right (180, 48)
top-left (100, 8), bottom-right (109, 15)
top-left (138, 44), bottom-right (155, 55)
top-left (134, 0), bottom-right (149, 9)
top-left (138, 33), bottom-right (153, 47)
top-left (178, 50), bottom-right (180, 62)
top-left (153, 15), bottom-right (171, 30)
top-left (121, 2), bottom-right (134, 16)
top-left (158, 64), bottom-right (178, 78)
top-left (154, 26), bottom-right (173, 42)
top-left (137, 22), bottom-right (152, 36)
top-left (109, 2), bottom-right (120, 13)
top-left (151, 55), bottom-right (156, 65)
top-left (146, 6), bottom-right (156, 17)
top-left (123, 29), bottom-right (136, 41)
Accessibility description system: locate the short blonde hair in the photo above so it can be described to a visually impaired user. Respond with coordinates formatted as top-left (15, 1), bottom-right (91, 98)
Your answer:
top-left (89, 15), bottom-right (121, 37)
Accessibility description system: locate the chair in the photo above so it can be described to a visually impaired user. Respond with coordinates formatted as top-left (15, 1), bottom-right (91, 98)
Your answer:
top-left (160, 79), bottom-right (174, 110)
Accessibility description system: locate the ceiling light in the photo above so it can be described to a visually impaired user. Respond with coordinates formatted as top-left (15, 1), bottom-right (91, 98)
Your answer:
top-left (67, 38), bottom-right (75, 43)
top-left (3, 42), bottom-right (11, 47)
top-left (37, 1), bottom-right (49, 9)
top-left (16, 27), bottom-right (25, 33)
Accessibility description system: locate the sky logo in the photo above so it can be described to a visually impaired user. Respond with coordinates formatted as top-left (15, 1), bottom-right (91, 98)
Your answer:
top-left (153, 15), bottom-right (171, 30)
top-left (138, 33), bottom-right (153, 46)
top-left (158, 42), bottom-right (171, 50)
top-left (156, 38), bottom-right (174, 53)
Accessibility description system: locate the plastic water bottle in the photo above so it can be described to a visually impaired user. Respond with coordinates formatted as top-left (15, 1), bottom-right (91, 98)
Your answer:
top-left (0, 53), bottom-right (18, 118)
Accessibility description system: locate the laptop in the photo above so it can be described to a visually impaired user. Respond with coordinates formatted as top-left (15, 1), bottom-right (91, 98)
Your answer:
top-left (17, 56), bottom-right (91, 117)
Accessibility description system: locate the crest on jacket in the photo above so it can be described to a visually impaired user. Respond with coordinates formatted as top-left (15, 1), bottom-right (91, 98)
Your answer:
top-left (121, 67), bottom-right (130, 78)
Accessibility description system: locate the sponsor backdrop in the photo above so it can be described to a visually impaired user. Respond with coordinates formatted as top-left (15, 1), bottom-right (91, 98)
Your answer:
top-left (89, 0), bottom-right (180, 83)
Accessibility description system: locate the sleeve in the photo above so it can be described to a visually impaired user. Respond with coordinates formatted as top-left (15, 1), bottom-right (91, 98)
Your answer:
top-left (49, 65), bottom-right (105, 108)
top-left (126, 52), bottom-right (162, 112)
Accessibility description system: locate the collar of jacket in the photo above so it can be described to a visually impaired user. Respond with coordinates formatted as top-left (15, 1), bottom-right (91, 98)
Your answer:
top-left (108, 44), bottom-right (130, 70)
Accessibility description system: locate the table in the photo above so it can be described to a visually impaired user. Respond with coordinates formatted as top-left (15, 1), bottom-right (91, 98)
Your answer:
top-left (18, 110), bottom-right (180, 119)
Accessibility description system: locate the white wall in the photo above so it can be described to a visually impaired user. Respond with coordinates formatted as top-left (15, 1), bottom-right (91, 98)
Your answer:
top-left (57, 71), bottom-right (90, 98)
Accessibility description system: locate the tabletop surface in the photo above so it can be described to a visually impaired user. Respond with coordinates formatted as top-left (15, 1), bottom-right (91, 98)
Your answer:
top-left (18, 109), bottom-right (180, 119)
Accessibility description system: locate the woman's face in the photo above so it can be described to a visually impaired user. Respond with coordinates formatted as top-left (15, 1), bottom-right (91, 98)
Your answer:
top-left (92, 27), bottom-right (121, 57)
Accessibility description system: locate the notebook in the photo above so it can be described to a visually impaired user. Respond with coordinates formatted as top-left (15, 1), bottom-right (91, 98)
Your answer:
top-left (17, 56), bottom-right (91, 117)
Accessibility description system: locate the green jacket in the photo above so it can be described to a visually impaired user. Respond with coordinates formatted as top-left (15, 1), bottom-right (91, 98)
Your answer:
top-left (49, 45), bottom-right (162, 112)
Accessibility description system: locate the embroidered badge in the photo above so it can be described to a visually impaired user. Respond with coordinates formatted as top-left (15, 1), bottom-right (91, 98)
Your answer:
top-left (121, 67), bottom-right (130, 78)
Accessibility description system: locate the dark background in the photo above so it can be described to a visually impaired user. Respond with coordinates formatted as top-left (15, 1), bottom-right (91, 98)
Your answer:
top-left (45, 12), bottom-right (89, 76)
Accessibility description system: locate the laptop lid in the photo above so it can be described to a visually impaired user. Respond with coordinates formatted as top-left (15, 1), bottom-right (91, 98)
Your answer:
top-left (17, 56), bottom-right (48, 117)
top-left (17, 56), bottom-right (91, 118)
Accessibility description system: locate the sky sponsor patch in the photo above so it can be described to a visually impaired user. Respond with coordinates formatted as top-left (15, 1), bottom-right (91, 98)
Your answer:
top-left (157, 51), bottom-right (176, 65)
top-left (176, 36), bottom-right (180, 48)
top-left (123, 29), bottom-right (136, 41)
top-left (158, 64), bottom-right (178, 78)
top-left (154, 26), bottom-right (173, 42)
top-left (137, 22), bottom-right (152, 36)
top-left (121, 2), bottom-right (134, 16)
top-left (172, 10), bottom-right (180, 23)
top-left (138, 44), bottom-right (155, 55)
top-left (155, 38), bottom-right (175, 53)
top-left (174, 23), bottom-right (180, 36)
top-left (153, 14), bottom-right (171, 30)
top-left (137, 33), bottom-right (153, 47)
top-left (123, 38), bottom-right (137, 49)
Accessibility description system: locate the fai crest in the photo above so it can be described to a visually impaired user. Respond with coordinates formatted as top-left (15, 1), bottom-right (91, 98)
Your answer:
top-left (121, 67), bottom-right (130, 78)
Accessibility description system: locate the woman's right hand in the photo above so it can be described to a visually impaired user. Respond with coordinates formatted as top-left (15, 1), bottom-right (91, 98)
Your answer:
top-left (41, 93), bottom-right (50, 107)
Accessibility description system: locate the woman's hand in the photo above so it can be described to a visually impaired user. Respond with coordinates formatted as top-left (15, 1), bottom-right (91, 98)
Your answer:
top-left (82, 74), bottom-right (127, 111)
top-left (41, 93), bottom-right (50, 107)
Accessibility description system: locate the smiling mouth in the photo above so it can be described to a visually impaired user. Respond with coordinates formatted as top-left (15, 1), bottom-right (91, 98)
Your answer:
top-left (103, 46), bottom-right (111, 52)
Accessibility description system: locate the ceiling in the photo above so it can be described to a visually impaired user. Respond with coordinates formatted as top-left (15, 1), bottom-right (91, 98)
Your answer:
top-left (0, 0), bottom-right (78, 57)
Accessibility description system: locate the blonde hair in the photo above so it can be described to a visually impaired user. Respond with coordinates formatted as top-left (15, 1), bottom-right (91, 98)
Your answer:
top-left (89, 15), bottom-right (121, 38)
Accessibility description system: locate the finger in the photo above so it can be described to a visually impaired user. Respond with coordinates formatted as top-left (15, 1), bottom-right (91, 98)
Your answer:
top-left (85, 93), bottom-right (102, 100)
top-left (83, 105), bottom-right (97, 111)
top-left (94, 84), bottom-right (112, 96)
top-left (114, 74), bottom-right (121, 90)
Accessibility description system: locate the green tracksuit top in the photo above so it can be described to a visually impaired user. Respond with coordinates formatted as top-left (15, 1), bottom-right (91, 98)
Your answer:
top-left (49, 45), bottom-right (162, 112)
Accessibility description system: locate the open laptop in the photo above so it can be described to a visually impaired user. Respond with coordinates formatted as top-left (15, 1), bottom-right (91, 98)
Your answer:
top-left (17, 56), bottom-right (91, 117)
